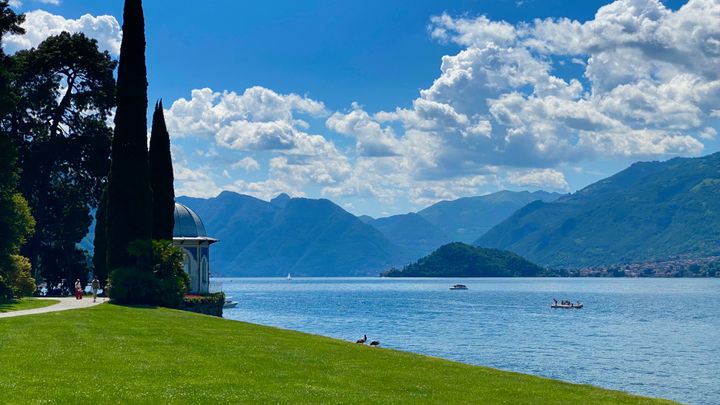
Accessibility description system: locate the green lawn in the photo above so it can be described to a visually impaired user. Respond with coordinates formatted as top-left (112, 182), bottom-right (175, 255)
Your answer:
top-left (0, 297), bottom-right (59, 313)
top-left (0, 304), bottom-right (675, 404)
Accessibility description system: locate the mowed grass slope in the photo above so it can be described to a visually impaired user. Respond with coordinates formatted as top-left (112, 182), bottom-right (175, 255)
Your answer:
top-left (0, 305), bottom-right (675, 404)
top-left (0, 298), bottom-right (59, 313)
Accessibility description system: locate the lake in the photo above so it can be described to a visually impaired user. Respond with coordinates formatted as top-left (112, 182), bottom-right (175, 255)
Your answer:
top-left (217, 277), bottom-right (720, 404)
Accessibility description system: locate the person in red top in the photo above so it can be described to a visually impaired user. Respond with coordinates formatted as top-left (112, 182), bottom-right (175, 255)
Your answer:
top-left (74, 279), bottom-right (82, 300)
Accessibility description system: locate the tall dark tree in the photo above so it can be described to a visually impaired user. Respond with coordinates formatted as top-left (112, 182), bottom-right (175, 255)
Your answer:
top-left (106, 0), bottom-right (152, 270)
top-left (149, 100), bottom-right (175, 241)
top-left (8, 32), bottom-right (115, 283)
top-left (0, 3), bottom-right (35, 298)
top-left (92, 186), bottom-right (108, 283)
top-left (0, 1), bottom-right (24, 119)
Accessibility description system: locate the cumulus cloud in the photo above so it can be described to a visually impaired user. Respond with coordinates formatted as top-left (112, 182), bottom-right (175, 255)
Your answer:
top-left (231, 157), bottom-right (261, 172)
top-left (430, 13), bottom-right (516, 47)
top-left (326, 102), bottom-right (400, 157)
top-left (171, 0), bottom-right (719, 211)
top-left (216, 120), bottom-right (297, 150)
top-left (167, 86), bottom-right (354, 200)
top-left (165, 86), bottom-right (326, 140)
top-left (4, 10), bottom-right (122, 55)
top-left (505, 169), bottom-right (569, 190)
top-left (405, 0), bottom-right (717, 169)
top-left (173, 163), bottom-right (222, 198)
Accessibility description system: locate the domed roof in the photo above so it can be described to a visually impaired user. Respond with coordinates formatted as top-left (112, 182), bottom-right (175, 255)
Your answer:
top-left (173, 203), bottom-right (209, 238)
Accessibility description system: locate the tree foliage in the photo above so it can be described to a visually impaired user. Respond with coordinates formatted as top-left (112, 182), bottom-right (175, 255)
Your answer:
top-left (151, 240), bottom-right (189, 308)
top-left (106, 0), bottom-right (152, 272)
top-left (382, 242), bottom-right (548, 277)
top-left (0, 3), bottom-right (35, 299)
top-left (0, 1), bottom-right (24, 119)
top-left (92, 186), bottom-right (108, 283)
top-left (149, 100), bottom-right (175, 241)
top-left (108, 240), bottom-right (188, 308)
top-left (6, 31), bottom-right (115, 283)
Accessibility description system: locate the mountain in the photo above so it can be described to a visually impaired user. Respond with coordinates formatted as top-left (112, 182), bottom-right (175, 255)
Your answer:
top-left (176, 189), bottom-right (562, 276)
top-left (476, 153), bottom-right (720, 268)
top-left (178, 192), bottom-right (279, 274)
top-left (362, 213), bottom-right (448, 259)
top-left (362, 190), bottom-right (561, 261)
top-left (177, 192), bottom-right (408, 276)
top-left (382, 242), bottom-right (548, 277)
top-left (416, 190), bottom-right (561, 243)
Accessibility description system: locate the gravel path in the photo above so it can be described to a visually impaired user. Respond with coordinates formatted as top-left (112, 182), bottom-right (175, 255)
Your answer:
top-left (0, 296), bottom-right (106, 319)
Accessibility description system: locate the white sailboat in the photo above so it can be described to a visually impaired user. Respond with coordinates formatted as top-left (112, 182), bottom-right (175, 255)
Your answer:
top-left (287, 273), bottom-right (292, 280)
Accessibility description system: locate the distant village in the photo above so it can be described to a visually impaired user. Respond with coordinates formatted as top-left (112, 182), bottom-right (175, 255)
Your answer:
top-left (567, 256), bottom-right (720, 278)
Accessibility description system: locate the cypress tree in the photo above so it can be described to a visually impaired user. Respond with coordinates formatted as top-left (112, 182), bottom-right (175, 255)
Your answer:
top-left (92, 186), bottom-right (108, 283)
top-left (149, 100), bottom-right (175, 241)
top-left (105, 0), bottom-right (152, 271)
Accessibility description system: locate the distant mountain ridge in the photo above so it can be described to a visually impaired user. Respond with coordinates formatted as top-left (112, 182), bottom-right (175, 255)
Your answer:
top-left (416, 190), bottom-right (561, 243)
top-left (178, 190), bottom-right (560, 276)
top-left (363, 190), bottom-right (561, 259)
top-left (476, 153), bottom-right (720, 268)
top-left (177, 192), bottom-right (409, 276)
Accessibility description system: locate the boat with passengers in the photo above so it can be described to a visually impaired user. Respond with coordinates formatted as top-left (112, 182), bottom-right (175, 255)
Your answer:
top-left (551, 299), bottom-right (583, 309)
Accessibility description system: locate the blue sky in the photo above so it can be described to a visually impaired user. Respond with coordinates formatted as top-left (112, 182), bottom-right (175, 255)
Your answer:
top-left (6, 0), bottom-right (719, 216)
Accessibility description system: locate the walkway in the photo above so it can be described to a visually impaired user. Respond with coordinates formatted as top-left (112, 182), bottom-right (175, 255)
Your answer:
top-left (0, 296), bottom-right (106, 319)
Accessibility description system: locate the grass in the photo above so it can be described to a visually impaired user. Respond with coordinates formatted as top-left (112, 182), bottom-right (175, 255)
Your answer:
top-left (0, 297), bottom-right (59, 313)
top-left (0, 304), bottom-right (676, 404)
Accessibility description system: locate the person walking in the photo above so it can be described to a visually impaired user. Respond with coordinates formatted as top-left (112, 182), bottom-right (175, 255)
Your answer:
top-left (74, 279), bottom-right (82, 300)
top-left (91, 276), bottom-right (100, 303)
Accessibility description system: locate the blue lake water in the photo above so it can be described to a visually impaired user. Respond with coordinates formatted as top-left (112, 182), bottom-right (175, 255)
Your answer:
top-left (218, 277), bottom-right (720, 404)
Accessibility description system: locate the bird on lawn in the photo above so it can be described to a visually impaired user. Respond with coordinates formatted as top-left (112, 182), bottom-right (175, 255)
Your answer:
top-left (356, 334), bottom-right (367, 344)
top-left (369, 340), bottom-right (380, 347)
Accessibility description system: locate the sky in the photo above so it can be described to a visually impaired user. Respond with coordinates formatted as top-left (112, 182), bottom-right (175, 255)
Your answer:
top-left (5, 0), bottom-right (720, 217)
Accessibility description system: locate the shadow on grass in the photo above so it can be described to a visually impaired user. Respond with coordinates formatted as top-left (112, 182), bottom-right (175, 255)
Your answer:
top-left (106, 301), bottom-right (159, 310)
top-left (0, 299), bottom-right (21, 312)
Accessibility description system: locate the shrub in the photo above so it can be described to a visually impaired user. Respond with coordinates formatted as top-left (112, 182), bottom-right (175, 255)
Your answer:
top-left (8, 255), bottom-right (35, 297)
top-left (0, 275), bottom-right (10, 300)
top-left (108, 239), bottom-right (189, 308)
top-left (152, 240), bottom-right (189, 308)
top-left (108, 266), bottom-right (158, 305)
top-left (182, 292), bottom-right (225, 317)
top-left (0, 255), bottom-right (35, 299)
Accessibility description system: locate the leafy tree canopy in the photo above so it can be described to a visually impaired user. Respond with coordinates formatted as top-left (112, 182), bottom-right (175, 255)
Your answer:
top-left (382, 242), bottom-right (550, 277)
top-left (7, 32), bottom-right (116, 283)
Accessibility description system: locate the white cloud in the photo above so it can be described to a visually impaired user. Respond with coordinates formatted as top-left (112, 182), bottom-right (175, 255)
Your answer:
top-left (165, 86), bottom-right (326, 140)
top-left (8, 0), bottom-right (22, 8)
top-left (216, 120), bottom-right (297, 150)
top-left (231, 157), bottom-right (261, 172)
top-left (171, 0), bottom-right (719, 213)
top-left (37, 0), bottom-right (60, 5)
top-left (326, 102), bottom-right (400, 157)
top-left (166, 86), bottom-right (355, 200)
top-left (173, 163), bottom-right (222, 198)
top-left (505, 169), bottom-right (569, 190)
top-left (4, 10), bottom-right (121, 55)
top-left (430, 13), bottom-right (516, 47)
top-left (406, 0), bottom-right (718, 168)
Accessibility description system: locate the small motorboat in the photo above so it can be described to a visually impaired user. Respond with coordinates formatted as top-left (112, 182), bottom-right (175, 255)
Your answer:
top-left (450, 284), bottom-right (468, 290)
top-left (223, 297), bottom-right (238, 308)
top-left (551, 302), bottom-right (583, 309)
